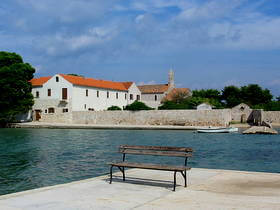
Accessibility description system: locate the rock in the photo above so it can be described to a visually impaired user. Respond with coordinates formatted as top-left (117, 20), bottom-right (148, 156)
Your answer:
top-left (243, 126), bottom-right (278, 135)
top-left (262, 121), bottom-right (272, 128)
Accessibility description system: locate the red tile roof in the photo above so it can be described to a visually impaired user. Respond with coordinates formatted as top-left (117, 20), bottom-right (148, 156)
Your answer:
top-left (30, 74), bottom-right (132, 91)
top-left (60, 74), bottom-right (128, 91)
top-left (121, 82), bottom-right (133, 89)
top-left (30, 76), bottom-right (52, 87)
top-left (138, 84), bottom-right (169, 94)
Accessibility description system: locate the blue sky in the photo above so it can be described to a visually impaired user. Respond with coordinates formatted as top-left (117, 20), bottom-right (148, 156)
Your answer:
top-left (1, 0), bottom-right (280, 97)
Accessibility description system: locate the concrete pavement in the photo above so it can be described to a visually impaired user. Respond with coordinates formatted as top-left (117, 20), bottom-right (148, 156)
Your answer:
top-left (0, 168), bottom-right (280, 210)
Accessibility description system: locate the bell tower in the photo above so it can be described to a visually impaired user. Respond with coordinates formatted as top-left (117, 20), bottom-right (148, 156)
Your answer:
top-left (168, 69), bottom-right (175, 90)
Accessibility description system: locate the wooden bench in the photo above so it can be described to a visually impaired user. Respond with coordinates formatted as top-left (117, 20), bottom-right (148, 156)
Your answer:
top-left (109, 145), bottom-right (193, 191)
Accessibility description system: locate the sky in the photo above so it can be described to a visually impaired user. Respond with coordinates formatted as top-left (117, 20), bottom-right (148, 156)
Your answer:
top-left (1, 0), bottom-right (280, 97)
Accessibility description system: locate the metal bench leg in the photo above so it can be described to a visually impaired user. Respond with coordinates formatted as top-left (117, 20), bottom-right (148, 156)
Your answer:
top-left (109, 165), bottom-right (113, 184)
top-left (117, 166), bottom-right (125, 181)
top-left (185, 170), bottom-right (187, 187)
top-left (173, 171), bottom-right (177, 191)
top-left (122, 167), bottom-right (125, 181)
top-left (180, 170), bottom-right (187, 187)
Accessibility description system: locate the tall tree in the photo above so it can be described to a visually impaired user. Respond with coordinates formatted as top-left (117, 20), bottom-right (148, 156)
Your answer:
top-left (192, 89), bottom-right (221, 100)
top-left (240, 84), bottom-right (272, 106)
top-left (222, 85), bottom-right (242, 108)
top-left (0, 52), bottom-right (35, 127)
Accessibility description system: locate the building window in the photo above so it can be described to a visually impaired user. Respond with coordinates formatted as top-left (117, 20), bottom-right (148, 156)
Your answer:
top-left (130, 94), bottom-right (133, 100)
top-left (48, 107), bottom-right (55, 113)
top-left (56, 76), bottom-right (59, 82)
top-left (63, 108), bottom-right (68, 113)
top-left (36, 91), bottom-right (39, 98)
top-left (155, 95), bottom-right (157, 101)
top-left (97, 90), bottom-right (99, 98)
top-left (62, 88), bottom-right (67, 100)
top-left (125, 93), bottom-right (127, 100)
top-left (84, 104), bottom-right (87, 110)
top-left (137, 95), bottom-right (140, 101)
top-left (107, 91), bottom-right (109, 98)
top-left (45, 109), bottom-right (47, 114)
top-left (116, 92), bottom-right (118, 99)
top-left (86, 89), bottom-right (88, 97)
top-left (48, 89), bottom-right (51, 97)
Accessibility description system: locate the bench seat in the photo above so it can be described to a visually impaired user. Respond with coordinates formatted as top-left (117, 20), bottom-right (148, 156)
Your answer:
top-left (110, 162), bottom-right (191, 172)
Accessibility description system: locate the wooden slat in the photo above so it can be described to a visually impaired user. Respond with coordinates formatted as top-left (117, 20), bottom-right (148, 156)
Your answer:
top-left (119, 145), bottom-right (193, 152)
top-left (110, 162), bottom-right (191, 171)
top-left (119, 149), bottom-right (192, 157)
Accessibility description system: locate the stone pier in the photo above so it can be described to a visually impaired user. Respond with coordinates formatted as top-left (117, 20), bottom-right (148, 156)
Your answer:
top-left (0, 168), bottom-right (280, 210)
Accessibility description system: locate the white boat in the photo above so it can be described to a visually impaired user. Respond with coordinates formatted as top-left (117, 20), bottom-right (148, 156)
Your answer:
top-left (197, 127), bottom-right (239, 133)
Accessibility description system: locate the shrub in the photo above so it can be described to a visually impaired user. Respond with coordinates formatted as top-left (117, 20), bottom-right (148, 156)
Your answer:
top-left (124, 101), bottom-right (153, 111)
top-left (158, 101), bottom-right (189, 110)
top-left (107, 106), bottom-right (122, 111)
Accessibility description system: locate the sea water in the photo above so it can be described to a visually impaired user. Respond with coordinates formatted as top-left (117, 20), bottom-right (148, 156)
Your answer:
top-left (0, 128), bottom-right (279, 195)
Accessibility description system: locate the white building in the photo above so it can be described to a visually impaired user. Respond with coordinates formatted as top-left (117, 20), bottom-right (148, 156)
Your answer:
top-left (196, 103), bottom-right (213, 110)
top-left (30, 74), bottom-right (141, 121)
top-left (138, 70), bottom-right (181, 108)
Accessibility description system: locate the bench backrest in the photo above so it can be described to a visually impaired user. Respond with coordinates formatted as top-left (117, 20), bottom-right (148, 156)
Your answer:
top-left (119, 145), bottom-right (193, 158)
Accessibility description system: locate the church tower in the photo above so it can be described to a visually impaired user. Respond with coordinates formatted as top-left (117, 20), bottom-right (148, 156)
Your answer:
top-left (168, 69), bottom-right (175, 91)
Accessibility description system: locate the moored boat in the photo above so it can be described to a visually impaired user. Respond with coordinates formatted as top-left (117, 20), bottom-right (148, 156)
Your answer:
top-left (197, 127), bottom-right (238, 133)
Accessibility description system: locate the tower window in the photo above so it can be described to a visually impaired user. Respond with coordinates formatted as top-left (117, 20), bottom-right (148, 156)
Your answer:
top-left (130, 94), bottom-right (133, 100)
top-left (107, 91), bottom-right (109, 98)
top-left (155, 95), bottom-right (157, 101)
top-left (86, 89), bottom-right (88, 97)
top-left (97, 90), bottom-right (99, 98)
top-left (116, 92), bottom-right (118, 99)
top-left (56, 76), bottom-right (59, 82)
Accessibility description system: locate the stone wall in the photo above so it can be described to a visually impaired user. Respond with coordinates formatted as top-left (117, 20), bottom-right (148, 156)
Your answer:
top-left (72, 109), bottom-right (232, 126)
top-left (33, 99), bottom-right (72, 123)
top-left (40, 112), bottom-right (73, 123)
top-left (231, 103), bottom-right (252, 123)
top-left (263, 111), bottom-right (280, 124)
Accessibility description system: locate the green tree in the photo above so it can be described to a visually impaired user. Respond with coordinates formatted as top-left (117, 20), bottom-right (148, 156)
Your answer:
top-left (240, 84), bottom-right (272, 106)
top-left (158, 101), bottom-right (190, 110)
top-left (222, 85), bottom-right (242, 108)
top-left (107, 106), bottom-right (122, 111)
top-left (0, 51), bottom-right (35, 127)
top-left (192, 89), bottom-right (221, 100)
top-left (124, 101), bottom-right (153, 111)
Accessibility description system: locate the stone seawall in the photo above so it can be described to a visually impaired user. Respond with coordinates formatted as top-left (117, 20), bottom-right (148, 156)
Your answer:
top-left (263, 111), bottom-right (280, 124)
top-left (72, 110), bottom-right (232, 126)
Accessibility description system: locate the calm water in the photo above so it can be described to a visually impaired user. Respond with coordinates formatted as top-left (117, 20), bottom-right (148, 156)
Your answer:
top-left (0, 128), bottom-right (279, 195)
